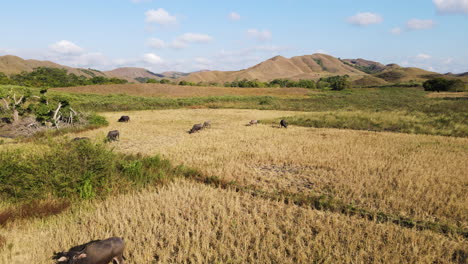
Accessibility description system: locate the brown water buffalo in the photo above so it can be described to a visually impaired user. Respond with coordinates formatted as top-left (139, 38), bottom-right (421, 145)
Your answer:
top-left (118, 116), bottom-right (130, 122)
top-left (280, 119), bottom-right (288, 128)
top-left (55, 237), bottom-right (125, 264)
top-left (107, 130), bottom-right (120, 141)
top-left (189, 124), bottom-right (203, 134)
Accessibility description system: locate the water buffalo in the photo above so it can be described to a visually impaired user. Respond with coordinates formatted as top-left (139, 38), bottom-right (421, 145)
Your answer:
top-left (118, 116), bottom-right (130, 122)
top-left (55, 237), bottom-right (125, 264)
top-left (280, 119), bottom-right (288, 128)
top-left (189, 124), bottom-right (203, 134)
top-left (249, 120), bottom-right (258, 126)
top-left (72, 137), bottom-right (90, 142)
top-left (203, 121), bottom-right (211, 128)
top-left (1, 117), bottom-right (11, 124)
top-left (107, 130), bottom-right (120, 141)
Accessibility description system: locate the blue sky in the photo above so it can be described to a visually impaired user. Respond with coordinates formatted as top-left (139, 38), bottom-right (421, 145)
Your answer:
top-left (1, 0), bottom-right (467, 73)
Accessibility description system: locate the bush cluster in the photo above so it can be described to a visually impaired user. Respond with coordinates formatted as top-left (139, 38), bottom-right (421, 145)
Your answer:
top-left (423, 78), bottom-right (465, 92)
top-left (0, 140), bottom-right (200, 201)
top-left (0, 67), bottom-right (127, 88)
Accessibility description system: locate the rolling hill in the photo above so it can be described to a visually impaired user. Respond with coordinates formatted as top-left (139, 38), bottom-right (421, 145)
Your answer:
top-left (104, 67), bottom-right (164, 82)
top-left (1, 53), bottom-right (462, 85)
top-left (182, 54), bottom-right (367, 83)
top-left (0, 55), bottom-right (107, 78)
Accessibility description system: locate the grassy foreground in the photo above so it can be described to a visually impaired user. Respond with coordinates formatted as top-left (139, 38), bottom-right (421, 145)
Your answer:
top-left (1, 180), bottom-right (466, 264)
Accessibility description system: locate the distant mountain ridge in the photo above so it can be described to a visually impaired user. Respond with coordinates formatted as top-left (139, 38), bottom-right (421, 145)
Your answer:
top-left (0, 55), bottom-right (188, 82)
top-left (1, 54), bottom-right (465, 85)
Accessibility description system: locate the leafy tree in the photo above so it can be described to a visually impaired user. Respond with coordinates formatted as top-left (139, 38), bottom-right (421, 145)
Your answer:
top-left (146, 78), bottom-right (160, 84)
top-left (297, 79), bottom-right (316, 89)
top-left (0, 73), bottom-right (10, 85)
top-left (423, 78), bottom-right (465, 92)
top-left (316, 80), bottom-right (330, 90)
top-left (320, 75), bottom-right (350, 91)
top-left (160, 79), bottom-right (171, 84)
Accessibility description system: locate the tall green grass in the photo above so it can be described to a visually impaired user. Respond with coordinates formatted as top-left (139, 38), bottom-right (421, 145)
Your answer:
top-left (0, 140), bottom-right (199, 202)
top-left (268, 111), bottom-right (468, 137)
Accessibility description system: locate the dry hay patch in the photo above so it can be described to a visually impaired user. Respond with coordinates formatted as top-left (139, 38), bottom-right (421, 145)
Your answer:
top-left (71, 109), bottom-right (468, 227)
top-left (0, 180), bottom-right (466, 264)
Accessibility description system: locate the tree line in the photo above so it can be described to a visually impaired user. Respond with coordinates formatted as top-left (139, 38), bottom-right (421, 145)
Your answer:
top-left (0, 67), bottom-right (127, 88)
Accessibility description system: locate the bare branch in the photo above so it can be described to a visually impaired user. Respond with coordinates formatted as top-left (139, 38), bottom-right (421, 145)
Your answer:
top-left (1, 98), bottom-right (9, 110)
top-left (53, 102), bottom-right (62, 123)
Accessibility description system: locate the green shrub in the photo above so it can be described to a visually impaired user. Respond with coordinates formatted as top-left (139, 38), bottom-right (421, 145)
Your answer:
top-left (0, 140), bottom-right (199, 202)
top-left (87, 113), bottom-right (109, 126)
top-left (423, 78), bottom-right (465, 92)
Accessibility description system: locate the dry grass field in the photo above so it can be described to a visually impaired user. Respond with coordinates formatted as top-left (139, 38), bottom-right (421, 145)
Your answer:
top-left (51, 83), bottom-right (311, 98)
top-left (1, 109), bottom-right (467, 263)
top-left (426, 92), bottom-right (468, 98)
top-left (1, 180), bottom-right (466, 264)
top-left (71, 109), bottom-right (468, 227)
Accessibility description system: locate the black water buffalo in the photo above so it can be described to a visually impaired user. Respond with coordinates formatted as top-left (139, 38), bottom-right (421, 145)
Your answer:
top-left (189, 124), bottom-right (203, 134)
top-left (249, 120), bottom-right (258, 126)
top-left (203, 121), bottom-right (211, 128)
top-left (118, 116), bottom-right (130, 122)
top-left (55, 237), bottom-right (125, 264)
top-left (107, 130), bottom-right (120, 141)
top-left (280, 119), bottom-right (288, 128)
top-left (1, 117), bottom-right (12, 124)
top-left (72, 137), bottom-right (90, 142)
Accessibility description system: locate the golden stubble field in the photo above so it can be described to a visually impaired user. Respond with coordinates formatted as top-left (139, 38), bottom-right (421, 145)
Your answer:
top-left (1, 180), bottom-right (465, 264)
top-left (1, 108), bottom-right (467, 263)
top-left (73, 109), bottom-right (468, 227)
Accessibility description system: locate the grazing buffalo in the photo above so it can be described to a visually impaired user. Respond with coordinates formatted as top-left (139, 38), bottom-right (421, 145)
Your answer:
top-left (189, 124), bottom-right (203, 134)
top-left (118, 116), bottom-right (130, 122)
top-left (203, 121), bottom-right (211, 128)
top-left (249, 120), bottom-right (258, 126)
top-left (280, 119), bottom-right (288, 128)
top-left (1, 117), bottom-right (12, 124)
top-left (107, 130), bottom-right (120, 141)
top-left (55, 237), bottom-right (125, 264)
top-left (72, 137), bottom-right (90, 142)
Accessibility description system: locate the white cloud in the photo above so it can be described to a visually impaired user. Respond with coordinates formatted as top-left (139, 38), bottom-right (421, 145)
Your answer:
top-left (247, 29), bottom-right (272, 41)
top-left (347, 12), bottom-right (383, 26)
top-left (177, 33), bottom-right (213, 43)
top-left (433, 0), bottom-right (468, 14)
top-left (406, 19), bottom-right (435, 30)
top-left (49, 40), bottom-right (84, 55)
top-left (416, 53), bottom-right (432, 60)
top-left (143, 53), bottom-right (164, 64)
top-left (314, 49), bottom-right (329, 55)
top-left (145, 8), bottom-right (177, 25)
top-left (146, 38), bottom-right (166, 49)
top-left (390, 27), bottom-right (402, 35)
top-left (443, 58), bottom-right (454, 64)
top-left (229, 12), bottom-right (241, 20)
top-left (169, 40), bottom-right (188, 49)
top-left (167, 33), bottom-right (213, 49)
